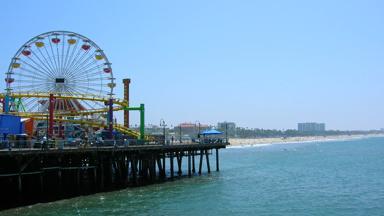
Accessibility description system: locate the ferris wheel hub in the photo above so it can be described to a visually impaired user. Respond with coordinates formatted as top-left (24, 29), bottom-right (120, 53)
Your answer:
top-left (55, 78), bottom-right (65, 83)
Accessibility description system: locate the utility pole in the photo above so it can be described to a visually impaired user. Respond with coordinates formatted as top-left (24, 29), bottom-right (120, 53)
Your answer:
top-left (195, 121), bottom-right (201, 143)
top-left (179, 124), bottom-right (182, 143)
top-left (160, 119), bottom-right (166, 145)
top-left (225, 122), bottom-right (228, 143)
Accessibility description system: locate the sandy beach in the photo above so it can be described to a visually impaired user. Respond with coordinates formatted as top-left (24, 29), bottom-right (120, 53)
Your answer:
top-left (228, 134), bottom-right (384, 147)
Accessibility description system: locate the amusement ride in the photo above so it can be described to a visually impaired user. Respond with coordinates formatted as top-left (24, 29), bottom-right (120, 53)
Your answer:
top-left (0, 31), bottom-right (146, 143)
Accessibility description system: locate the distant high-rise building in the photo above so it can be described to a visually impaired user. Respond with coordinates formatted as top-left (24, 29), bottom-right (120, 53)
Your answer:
top-left (298, 122), bottom-right (325, 132)
top-left (217, 122), bottom-right (236, 136)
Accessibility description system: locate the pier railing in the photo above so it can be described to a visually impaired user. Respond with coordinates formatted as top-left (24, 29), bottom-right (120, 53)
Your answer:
top-left (0, 137), bottom-right (229, 152)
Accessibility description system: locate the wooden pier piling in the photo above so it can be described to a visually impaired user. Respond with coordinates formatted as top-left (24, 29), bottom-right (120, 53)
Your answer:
top-left (216, 148), bottom-right (219, 171)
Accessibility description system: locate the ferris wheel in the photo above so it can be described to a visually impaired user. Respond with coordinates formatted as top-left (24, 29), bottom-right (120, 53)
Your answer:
top-left (5, 31), bottom-right (115, 113)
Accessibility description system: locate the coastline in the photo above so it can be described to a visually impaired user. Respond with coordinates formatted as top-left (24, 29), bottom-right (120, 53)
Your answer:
top-left (227, 134), bottom-right (384, 148)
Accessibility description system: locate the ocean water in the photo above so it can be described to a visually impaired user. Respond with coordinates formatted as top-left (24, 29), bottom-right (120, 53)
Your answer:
top-left (2, 137), bottom-right (384, 216)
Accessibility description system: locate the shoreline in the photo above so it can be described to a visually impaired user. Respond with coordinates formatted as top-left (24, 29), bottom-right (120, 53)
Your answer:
top-left (227, 134), bottom-right (384, 148)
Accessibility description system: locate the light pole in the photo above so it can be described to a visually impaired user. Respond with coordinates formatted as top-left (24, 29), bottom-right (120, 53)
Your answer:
top-left (160, 119), bottom-right (167, 144)
top-left (225, 122), bottom-right (228, 143)
top-left (195, 121), bottom-right (201, 143)
top-left (179, 124), bottom-right (182, 143)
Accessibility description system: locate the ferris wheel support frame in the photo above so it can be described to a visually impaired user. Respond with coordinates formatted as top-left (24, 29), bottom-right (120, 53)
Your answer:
top-left (124, 104), bottom-right (145, 140)
top-left (48, 94), bottom-right (55, 138)
top-left (108, 98), bottom-right (113, 139)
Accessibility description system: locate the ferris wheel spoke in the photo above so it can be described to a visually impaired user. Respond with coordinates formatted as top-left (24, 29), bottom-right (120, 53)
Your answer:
top-left (68, 51), bottom-right (97, 75)
top-left (54, 40), bottom-right (61, 76)
top-left (65, 85), bottom-right (88, 95)
top-left (66, 84), bottom-right (104, 98)
top-left (67, 82), bottom-right (102, 89)
top-left (62, 101), bottom-right (67, 112)
top-left (56, 99), bottom-right (61, 111)
top-left (33, 82), bottom-right (54, 93)
top-left (54, 98), bottom-right (59, 111)
top-left (66, 50), bottom-right (95, 78)
top-left (66, 86), bottom-right (103, 109)
top-left (22, 98), bottom-right (41, 112)
top-left (67, 69), bottom-right (97, 82)
top-left (23, 98), bottom-right (38, 108)
top-left (35, 46), bottom-right (57, 75)
top-left (63, 99), bottom-right (77, 111)
top-left (71, 99), bottom-right (83, 111)
top-left (69, 79), bottom-right (104, 89)
top-left (14, 70), bottom-right (47, 83)
top-left (60, 100), bottom-right (65, 112)
top-left (65, 83), bottom-right (108, 95)
top-left (57, 38), bottom-right (66, 76)
top-left (47, 35), bottom-right (61, 76)
top-left (28, 102), bottom-right (41, 112)
top-left (57, 99), bottom-right (62, 111)
top-left (25, 55), bottom-right (55, 78)
top-left (15, 83), bottom-right (50, 90)
top-left (78, 97), bottom-right (100, 110)
top-left (70, 64), bottom-right (98, 79)
top-left (18, 63), bottom-right (52, 81)
top-left (64, 51), bottom-right (85, 78)
top-left (14, 80), bottom-right (48, 84)
top-left (19, 59), bottom-right (55, 79)
top-left (63, 99), bottom-right (69, 112)
top-left (46, 35), bottom-right (60, 75)
top-left (60, 34), bottom-right (66, 76)
top-left (13, 71), bottom-right (47, 81)
top-left (68, 72), bottom-right (102, 84)
top-left (43, 45), bottom-right (59, 75)
top-left (62, 39), bottom-right (74, 77)
top-left (67, 84), bottom-right (106, 90)
top-left (70, 59), bottom-right (100, 77)
top-left (63, 36), bottom-right (79, 78)
top-left (30, 50), bottom-right (57, 78)
top-left (70, 65), bottom-right (105, 80)
top-left (65, 100), bottom-right (74, 112)
top-left (63, 40), bottom-right (81, 76)
top-left (69, 82), bottom-right (106, 87)
top-left (28, 47), bottom-right (56, 75)
top-left (41, 101), bottom-right (49, 112)
top-left (44, 85), bottom-right (57, 94)
top-left (65, 48), bottom-right (90, 76)
top-left (69, 49), bottom-right (93, 72)
top-left (70, 81), bottom-right (108, 87)
top-left (71, 77), bottom-right (110, 82)
top-left (71, 78), bottom-right (108, 86)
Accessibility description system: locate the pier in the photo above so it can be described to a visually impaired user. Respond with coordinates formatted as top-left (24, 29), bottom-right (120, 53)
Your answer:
top-left (0, 142), bottom-right (227, 210)
top-left (0, 30), bottom-right (230, 210)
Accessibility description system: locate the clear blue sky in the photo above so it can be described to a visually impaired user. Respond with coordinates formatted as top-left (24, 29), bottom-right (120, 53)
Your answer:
top-left (1, 0), bottom-right (383, 130)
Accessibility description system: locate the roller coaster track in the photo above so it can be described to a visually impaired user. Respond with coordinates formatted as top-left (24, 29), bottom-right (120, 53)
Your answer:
top-left (0, 92), bottom-right (128, 116)
top-left (0, 92), bottom-right (145, 139)
top-left (31, 117), bottom-right (141, 138)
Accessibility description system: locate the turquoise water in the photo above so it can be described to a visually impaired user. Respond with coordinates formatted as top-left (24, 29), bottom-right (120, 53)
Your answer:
top-left (2, 137), bottom-right (384, 215)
